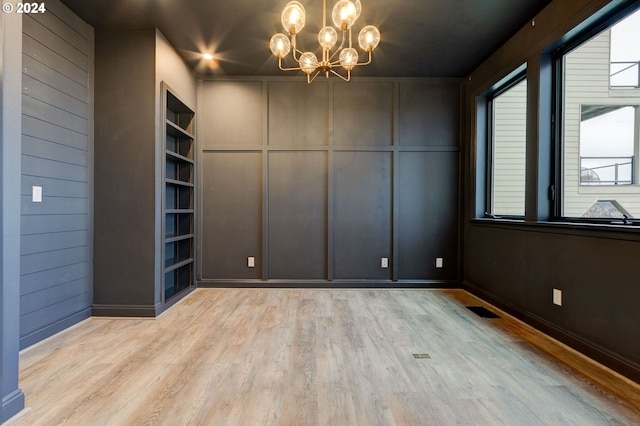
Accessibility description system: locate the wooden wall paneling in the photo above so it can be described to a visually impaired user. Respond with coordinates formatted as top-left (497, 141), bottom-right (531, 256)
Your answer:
top-left (200, 81), bottom-right (263, 147)
top-left (268, 81), bottom-right (328, 146)
top-left (333, 82), bottom-right (393, 146)
top-left (198, 78), bottom-right (461, 285)
top-left (22, 15), bottom-right (88, 69)
top-left (22, 74), bottom-right (87, 117)
top-left (20, 263), bottom-right (88, 295)
top-left (399, 81), bottom-right (460, 146)
top-left (22, 115), bottom-right (87, 150)
top-left (20, 293), bottom-right (91, 340)
top-left (201, 152), bottom-right (262, 279)
top-left (268, 151), bottom-right (327, 279)
top-left (20, 2), bottom-right (92, 348)
top-left (398, 151), bottom-right (459, 280)
top-left (333, 151), bottom-right (392, 280)
top-left (21, 54), bottom-right (87, 101)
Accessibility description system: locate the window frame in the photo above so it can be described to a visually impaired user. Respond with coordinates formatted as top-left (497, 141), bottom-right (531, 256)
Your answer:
top-left (552, 3), bottom-right (640, 226)
top-left (483, 66), bottom-right (528, 220)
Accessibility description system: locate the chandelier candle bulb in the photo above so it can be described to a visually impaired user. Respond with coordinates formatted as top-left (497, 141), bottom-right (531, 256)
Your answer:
top-left (281, 1), bottom-right (306, 35)
top-left (270, 34), bottom-right (291, 58)
top-left (318, 26), bottom-right (338, 49)
top-left (299, 52), bottom-right (319, 74)
top-left (332, 0), bottom-right (358, 30)
top-left (270, 0), bottom-right (380, 83)
top-left (358, 25), bottom-right (380, 52)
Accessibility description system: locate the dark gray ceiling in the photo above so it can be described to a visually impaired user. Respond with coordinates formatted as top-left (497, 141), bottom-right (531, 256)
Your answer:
top-left (60, 0), bottom-right (552, 77)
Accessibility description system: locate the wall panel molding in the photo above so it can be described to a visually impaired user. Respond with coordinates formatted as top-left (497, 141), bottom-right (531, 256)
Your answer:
top-left (198, 77), bottom-right (462, 286)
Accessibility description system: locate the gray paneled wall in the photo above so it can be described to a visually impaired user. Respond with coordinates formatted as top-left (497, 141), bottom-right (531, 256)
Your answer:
top-left (198, 78), bottom-right (460, 285)
top-left (268, 151), bottom-right (327, 279)
top-left (20, 0), bottom-right (93, 348)
top-left (201, 152), bottom-right (263, 279)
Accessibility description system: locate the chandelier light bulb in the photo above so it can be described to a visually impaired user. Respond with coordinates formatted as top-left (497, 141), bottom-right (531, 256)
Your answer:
top-left (358, 25), bottom-right (381, 52)
top-left (354, 0), bottom-right (362, 19)
top-left (339, 47), bottom-right (358, 70)
top-left (299, 51), bottom-right (318, 74)
top-left (270, 33), bottom-right (291, 58)
top-left (281, 1), bottom-right (306, 35)
top-left (318, 26), bottom-right (338, 50)
top-left (332, 0), bottom-right (357, 31)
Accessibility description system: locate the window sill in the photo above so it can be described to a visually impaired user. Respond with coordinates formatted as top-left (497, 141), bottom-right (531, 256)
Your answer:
top-left (470, 217), bottom-right (640, 241)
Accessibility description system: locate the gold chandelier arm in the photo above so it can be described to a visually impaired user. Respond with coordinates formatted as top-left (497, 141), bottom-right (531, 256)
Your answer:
top-left (290, 35), bottom-right (305, 62)
top-left (307, 70), bottom-right (322, 84)
top-left (327, 30), bottom-right (348, 62)
top-left (292, 48), bottom-right (304, 61)
top-left (327, 50), bottom-right (372, 68)
top-left (278, 57), bottom-right (304, 72)
top-left (329, 68), bottom-right (351, 82)
top-left (350, 50), bottom-right (373, 67)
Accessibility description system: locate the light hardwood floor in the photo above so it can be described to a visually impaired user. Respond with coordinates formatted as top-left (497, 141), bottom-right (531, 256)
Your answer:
top-left (6, 289), bottom-right (640, 425)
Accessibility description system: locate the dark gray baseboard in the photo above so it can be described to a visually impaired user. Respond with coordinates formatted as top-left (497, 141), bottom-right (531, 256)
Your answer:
top-left (198, 279), bottom-right (461, 289)
top-left (1, 388), bottom-right (25, 423)
top-left (91, 286), bottom-right (196, 317)
top-left (20, 308), bottom-right (92, 350)
top-left (91, 304), bottom-right (160, 318)
top-left (463, 281), bottom-right (640, 384)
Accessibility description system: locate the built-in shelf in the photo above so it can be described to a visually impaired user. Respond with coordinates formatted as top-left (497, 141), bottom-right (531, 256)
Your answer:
top-left (166, 209), bottom-right (194, 214)
top-left (165, 233), bottom-right (195, 244)
top-left (165, 179), bottom-right (194, 188)
top-left (164, 257), bottom-right (194, 273)
top-left (163, 84), bottom-right (195, 302)
top-left (166, 119), bottom-right (194, 139)
top-left (166, 150), bottom-right (194, 164)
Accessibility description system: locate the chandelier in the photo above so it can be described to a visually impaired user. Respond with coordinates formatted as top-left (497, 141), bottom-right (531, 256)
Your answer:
top-left (269, 0), bottom-right (381, 84)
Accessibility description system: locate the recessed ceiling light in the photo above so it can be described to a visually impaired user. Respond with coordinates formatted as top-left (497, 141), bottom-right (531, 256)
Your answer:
top-left (202, 53), bottom-right (214, 61)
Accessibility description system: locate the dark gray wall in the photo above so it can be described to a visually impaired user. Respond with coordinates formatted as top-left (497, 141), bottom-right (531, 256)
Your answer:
top-left (93, 29), bottom-right (196, 316)
top-left (268, 151), bottom-right (327, 279)
top-left (463, 0), bottom-right (640, 381)
top-left (201, 151), bottom-right (263, 279)
top-left (94, 29), bottom-right (157, 312)
top-left (20, 0), bottom-right (93, 348)
top-left (1, 9), bottom-right (25, 423)
top-left (198, 78), bottom-right (461, 286)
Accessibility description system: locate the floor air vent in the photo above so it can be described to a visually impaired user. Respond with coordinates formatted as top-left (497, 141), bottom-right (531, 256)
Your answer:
top-left (412, 353), bottom-right (431, 359)
top-left (466, 306), bottom-right (500, 318)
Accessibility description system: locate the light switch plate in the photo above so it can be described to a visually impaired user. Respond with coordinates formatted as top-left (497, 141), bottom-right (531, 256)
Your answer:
top-left (553, 288), bottom-right (562, 306)
top-left (32, 186), bottom-right (42, 203)
top-left (381, 257), bottom-right (388, 268)
top-left (436, 257), bottom-right (443, 268)
top-left (248, 256), bottom-right (255, 268)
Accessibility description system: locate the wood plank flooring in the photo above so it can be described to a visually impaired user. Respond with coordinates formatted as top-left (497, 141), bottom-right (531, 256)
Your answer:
top-left (7, 289), bottom-right (640, 425)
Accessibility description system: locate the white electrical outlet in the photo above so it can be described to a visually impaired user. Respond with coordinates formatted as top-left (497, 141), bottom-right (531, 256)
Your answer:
top-left (436, 257), bottom-right (443, 268)
top-left (247, 256), bottom-right (255, 268)
top-left (553, 288), bottom-right (562, 306)
top-left (32, 186), bottom-right (42, 203)
top-left (381, 257), bottom-right (388, 268)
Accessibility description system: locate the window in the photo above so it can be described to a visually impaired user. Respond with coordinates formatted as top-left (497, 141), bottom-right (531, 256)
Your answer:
top-left (559, 8), bottom-right (640, 221)
top-left (610, 11), bottom-right (640, 88)
top-left (487, 75), bottom-right (527, 217)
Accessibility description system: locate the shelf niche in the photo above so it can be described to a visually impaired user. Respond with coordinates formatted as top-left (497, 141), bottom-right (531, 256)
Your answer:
top-left (163, 85), bottom-right (196, 303)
